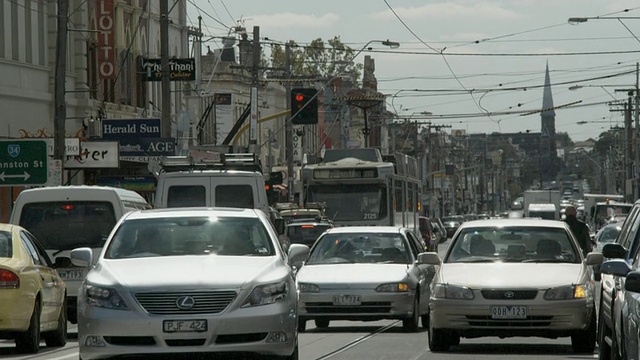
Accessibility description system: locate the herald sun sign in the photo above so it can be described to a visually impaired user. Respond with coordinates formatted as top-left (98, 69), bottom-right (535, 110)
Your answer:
top-left (97, 0), bottom-right (115, 79)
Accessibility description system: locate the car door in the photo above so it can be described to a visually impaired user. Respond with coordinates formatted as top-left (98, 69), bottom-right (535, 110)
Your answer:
top-left (405, 230), bottom-right (432, 314)
top-left (19, 231), bottom-right (60, 325)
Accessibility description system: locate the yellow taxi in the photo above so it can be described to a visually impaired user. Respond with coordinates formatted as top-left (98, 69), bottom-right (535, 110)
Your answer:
top-left (0, 223), bottom-right (67, 353)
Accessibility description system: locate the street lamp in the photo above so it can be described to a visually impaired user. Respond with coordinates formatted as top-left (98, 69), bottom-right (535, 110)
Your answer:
top-left (341, 39), bottom-right (401, 148)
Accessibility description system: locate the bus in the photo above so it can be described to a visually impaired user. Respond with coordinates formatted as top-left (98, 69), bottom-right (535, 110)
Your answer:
top-left (301, 149), bottom-right (421, 234)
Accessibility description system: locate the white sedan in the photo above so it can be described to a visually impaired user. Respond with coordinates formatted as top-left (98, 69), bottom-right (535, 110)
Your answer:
top-left (71, 207), bottom-right (309, 360)
top-left (296, 226), bottom-right (435, 332)
top-left (424, 218), bottom-right (603, 353)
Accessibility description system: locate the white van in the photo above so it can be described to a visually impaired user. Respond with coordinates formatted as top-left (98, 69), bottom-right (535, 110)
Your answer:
top-left (9, 185), bottom-right (151, 323)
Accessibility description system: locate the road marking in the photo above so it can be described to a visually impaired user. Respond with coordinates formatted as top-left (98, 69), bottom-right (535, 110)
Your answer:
top-left (313, 321), bottom-right (399, 360)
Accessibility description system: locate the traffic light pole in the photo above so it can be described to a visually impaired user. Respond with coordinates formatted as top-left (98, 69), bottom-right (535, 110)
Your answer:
top-left (250, 26), bottom-right (260, 155)
top-left (285, 42), bottom-right (295, 203)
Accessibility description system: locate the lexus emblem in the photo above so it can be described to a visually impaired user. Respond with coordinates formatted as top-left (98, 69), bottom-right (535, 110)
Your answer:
top-left (176, 296), bottom-right (196, 310)
top-left (503, 291), bottom-right (515, 299)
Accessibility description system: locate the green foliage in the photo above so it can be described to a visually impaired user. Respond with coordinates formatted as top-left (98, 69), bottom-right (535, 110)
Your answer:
top-left (269, 36), bottom-right (363, 80)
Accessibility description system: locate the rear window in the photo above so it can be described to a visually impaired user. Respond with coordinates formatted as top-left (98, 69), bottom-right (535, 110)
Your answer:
top-left (0, 231), bottom-right (11, 258)
top-left (167, 186), bottom-right (206, 207)
top-left (18, 202), bottom-right (117, 251)
top-left (215, 185), bottom-right (254, 208)
top-left (287, 224), bottom-right (332, 244)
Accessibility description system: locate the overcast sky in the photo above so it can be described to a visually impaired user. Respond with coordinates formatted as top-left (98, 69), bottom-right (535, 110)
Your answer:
top-left (186, 0), bottom-right (640, 142)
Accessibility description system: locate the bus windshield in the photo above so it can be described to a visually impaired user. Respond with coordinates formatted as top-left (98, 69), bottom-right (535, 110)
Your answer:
top-left (307, 184), bottom-right (387, 221)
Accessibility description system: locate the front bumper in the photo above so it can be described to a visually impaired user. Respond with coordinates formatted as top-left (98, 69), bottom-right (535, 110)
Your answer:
top-left (78, 298), bottom-right (297, 359)
top-left (298, 290), bottom-right (415, 322)
top-left (429, 296), bottom-right (595, 338)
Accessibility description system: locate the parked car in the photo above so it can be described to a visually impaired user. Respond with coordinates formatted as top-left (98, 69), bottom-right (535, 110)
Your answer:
top-left (598, 199), bottom-right (640, 360)
top-left (296, 226), bottom-right (435, 332)
top-left (423, 218), bottom-right (602, 353)
top-left (71, 207), bottom-right (309, 360)
top-left (0, 223), bottom-right (67, 353)
top-left (419, 216), bottom-right (437, 251)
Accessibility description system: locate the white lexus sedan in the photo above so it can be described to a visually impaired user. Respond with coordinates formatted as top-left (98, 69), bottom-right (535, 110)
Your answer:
top-left (296, 226), bottom-right (435, 332)
top-left (70, 207), bottom-right (309, 360)
top-left (423, 218), bottom-right (603, 353)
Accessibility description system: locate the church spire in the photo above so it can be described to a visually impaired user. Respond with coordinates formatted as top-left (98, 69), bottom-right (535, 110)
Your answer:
top-left (541, 60), bottom-right (555, 120)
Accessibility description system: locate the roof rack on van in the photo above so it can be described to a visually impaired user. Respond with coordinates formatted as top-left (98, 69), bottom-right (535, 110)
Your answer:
top-left (150, 151), bottom-right (262, 175)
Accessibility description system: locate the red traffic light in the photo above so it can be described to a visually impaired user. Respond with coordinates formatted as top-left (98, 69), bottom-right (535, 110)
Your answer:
top-left (295, 94), bottom-right (304, 102)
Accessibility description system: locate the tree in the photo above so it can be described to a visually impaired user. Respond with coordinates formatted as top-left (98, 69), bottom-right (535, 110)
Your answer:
top-left (269, 36), bottom-right (363, 80)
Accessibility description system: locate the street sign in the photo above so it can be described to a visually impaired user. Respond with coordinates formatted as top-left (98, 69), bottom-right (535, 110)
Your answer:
top-left (0, 140), bottom-right (48, 186)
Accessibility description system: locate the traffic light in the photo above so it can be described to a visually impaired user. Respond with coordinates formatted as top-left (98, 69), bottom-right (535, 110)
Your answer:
top-left (290, 88), bottom-right (318, 124)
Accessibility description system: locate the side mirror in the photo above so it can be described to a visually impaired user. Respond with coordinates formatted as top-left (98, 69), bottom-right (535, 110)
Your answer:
top-left (625, 271), bottom-right (640, 293)
top-left (600, 258), bottom-right (631, 277)
top-left (584, 252), bottom-right (604, 266)
top-left (274, 218), bottom-right (286, 235)
top-left (70, 247), bottom-right (93, 268)
top-left (288, 244), bottom-right (310, 269)
top-left (417, 252), bottom-right (441, 265)
top-left (602, 243), bottom-right (627, 259)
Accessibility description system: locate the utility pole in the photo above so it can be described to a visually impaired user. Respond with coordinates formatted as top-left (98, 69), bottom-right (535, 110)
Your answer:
top-left (285, 42), bottom-right (294, 203)
top-left (54, 0), bottom-right (69, 184)
top-left (160, 0), bottom-right (171, 137)
top-left (635, 62), bottom-right (639, 199)
top-left (249, 26), bottom-right (260, 154)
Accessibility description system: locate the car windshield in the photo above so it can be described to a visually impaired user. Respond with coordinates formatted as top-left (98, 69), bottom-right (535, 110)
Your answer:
top-left (596, 226), bottom-right (621, 243)
top-left (105, 216), bottom-right (275, 259)
top-left (445, 226), bottom-right (579, 264)
top-left (19, 201), bottom-right (117, 251)
top-left (307, 232), bottom-right (412, 265)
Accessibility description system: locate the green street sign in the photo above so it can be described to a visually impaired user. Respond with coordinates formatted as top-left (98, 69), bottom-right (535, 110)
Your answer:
top-left (0, 140), bottom-right (48, 186)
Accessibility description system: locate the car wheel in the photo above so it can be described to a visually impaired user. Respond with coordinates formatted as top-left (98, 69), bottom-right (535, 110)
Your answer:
top-left (571, 311), bottom-right (597, 353)
top-left (402, 296), bottom-right (420, 332)
top-left (314, 319), bottom-right (330, 329)
top-left (298, 319), bottom-right (306, 333)
top-left (16, 300), bottom-right (40, 354)
top-left (428, 315), bottom-right (450, 352)
top-left (44, 299), bottom-right (67, 347)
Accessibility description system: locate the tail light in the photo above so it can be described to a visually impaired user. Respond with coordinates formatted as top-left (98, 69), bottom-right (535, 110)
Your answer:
top-left (0, 269), bottom-right (19, 289)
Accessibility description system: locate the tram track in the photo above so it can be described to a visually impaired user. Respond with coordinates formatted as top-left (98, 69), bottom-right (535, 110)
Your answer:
top-left (312, 321), bottom-right (401, 360)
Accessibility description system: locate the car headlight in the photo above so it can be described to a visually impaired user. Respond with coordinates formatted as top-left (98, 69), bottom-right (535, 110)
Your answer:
top-left (242, 281), bottom-right (289, 307)
top-left (84, 284), bottom-right (129, 310)
top-left (298, 283), bottom-right (320, 293)
top-left (432, 283), bottom-right (474, 300)
top-left (376, 282), bottom-right (410, 292)
top-left (544, 285), bottom-right (588, 300)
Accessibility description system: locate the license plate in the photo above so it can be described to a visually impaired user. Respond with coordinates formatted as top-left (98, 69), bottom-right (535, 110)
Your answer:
top-left (491, 306), bottom-right (527, 319)
top-left (333, 295), bottom-right (361, 306)
top-left (58, 269), bottom-right (85, 281)
top-left (163, 320), bottom-right (208, 333)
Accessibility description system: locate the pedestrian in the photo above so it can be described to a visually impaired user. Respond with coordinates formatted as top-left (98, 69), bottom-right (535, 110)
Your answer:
top-left (564, 205), bottom-right (592, 257)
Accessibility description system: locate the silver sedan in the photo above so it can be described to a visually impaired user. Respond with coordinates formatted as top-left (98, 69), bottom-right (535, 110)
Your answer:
top-left (70, 207), bottom-right (309, 359)
top-left (424, 218), bottom-right (603, 353)
top-left (296, 226), bottom-right (435, 332)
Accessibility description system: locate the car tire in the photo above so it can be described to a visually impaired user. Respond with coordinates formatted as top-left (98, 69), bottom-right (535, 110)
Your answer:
top-left (428, 317), bottom-right (450, 352)
top-left (402, 296), bottom-right (420, 332)
top-left (44, 299), bottom-right (67, 347)
top-left (571, 311), bottom-right (597, 353)
top-left (314, 319), bottom-right (330, 329)
top-left (16, 301), bottom-right (40, 354)
top-left (298, 319), bottom-right (306, 333)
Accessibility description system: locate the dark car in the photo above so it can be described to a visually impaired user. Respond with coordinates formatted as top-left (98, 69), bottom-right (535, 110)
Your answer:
top-left (286, 220), bottom-right (333, 248)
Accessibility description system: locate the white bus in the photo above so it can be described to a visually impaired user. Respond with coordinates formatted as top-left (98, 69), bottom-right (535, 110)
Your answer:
top-left (301, 149), bottom-right (421, 234)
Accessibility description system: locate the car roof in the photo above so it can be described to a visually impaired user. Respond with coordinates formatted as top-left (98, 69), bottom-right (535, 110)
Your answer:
top-left (325, 226), bottom-right (404, 234)
top-left (458, 218), bottom-right (569, 229)
top-left (286, 220), bottom-right (333, 227)
top-left (122, 207), bottom-right (261, 220)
